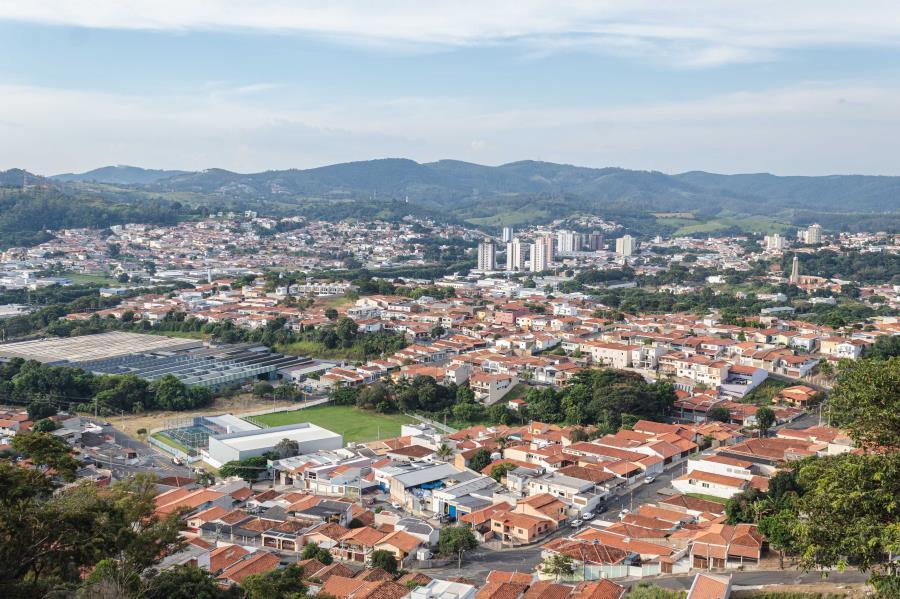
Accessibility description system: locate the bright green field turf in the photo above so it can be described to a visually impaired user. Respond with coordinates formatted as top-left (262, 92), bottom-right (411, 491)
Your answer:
top-left (248, 405), bottom-right (416, 443)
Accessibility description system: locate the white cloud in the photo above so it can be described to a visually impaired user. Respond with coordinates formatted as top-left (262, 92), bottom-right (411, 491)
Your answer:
top-left (1, 1), bottom-right (899, 67)
top-left (1, 81), bottom-right (898, 175)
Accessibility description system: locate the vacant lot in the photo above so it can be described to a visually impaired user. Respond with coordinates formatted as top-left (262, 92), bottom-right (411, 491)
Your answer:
top-left (250, 405), bottom-right (416, 443)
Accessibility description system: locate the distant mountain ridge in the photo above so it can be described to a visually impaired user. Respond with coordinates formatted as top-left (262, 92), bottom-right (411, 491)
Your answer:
top-left (52, 165), bottom-right (189, 185)
top-left (3, 159), bottom-right (898, 226)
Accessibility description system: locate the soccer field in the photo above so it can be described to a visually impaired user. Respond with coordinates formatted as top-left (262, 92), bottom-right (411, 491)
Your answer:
top-left (249, 405), bottom-right (417, 443)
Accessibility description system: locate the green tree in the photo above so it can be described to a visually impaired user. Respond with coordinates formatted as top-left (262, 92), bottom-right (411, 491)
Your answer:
top-left (755, 406), bottom-right (776, 437)
top-left (707, 404), bottom-right (731, 423)
top-left (867, 335), bottom-right (900, 360)
top-left (438, 525), bottom-right (478, 568)
top-left (240, 563), bottom-right (308, 599)
top-left (467, 448), bottom-right (492, 473)
top-left (11, 431), bottom-right (79, 481)
top-left (31, 418), bottom-right (58, 433)
top-left (369, 549), bottom-right (398, 574)
top-left (252, 381), bottom-right (275, 398)
top-left (274, 438), bottom-right (300, 459)
top-left (324, 307), bottom-right (339, 320)
top-left (489, 462), bottom-right (517, 482)
top-left (827, 357), bottom-right (900, 450)
top-left (430, 324), bottom-right (445, 338)
top-left (300, 542), bottom-right (333, 565)
top-left (144, 565), bottom-right (238, 599)
top-left (218, 456), bottom-right (268, 482)
top-left (541, 553), bottom-right (575, 581)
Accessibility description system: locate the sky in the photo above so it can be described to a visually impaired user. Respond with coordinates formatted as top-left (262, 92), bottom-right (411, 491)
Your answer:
top-left (1, 1), bottom-right (899, 176)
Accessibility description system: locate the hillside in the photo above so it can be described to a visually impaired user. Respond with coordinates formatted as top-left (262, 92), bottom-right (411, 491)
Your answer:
top-left (52, 165), bottom-right (189, 185)
top-left (0, 185), bottom-right (185, 250)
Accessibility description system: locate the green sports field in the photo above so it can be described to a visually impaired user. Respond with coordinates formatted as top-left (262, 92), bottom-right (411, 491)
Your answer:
top-left (248, 405), bottom-right (416, 443)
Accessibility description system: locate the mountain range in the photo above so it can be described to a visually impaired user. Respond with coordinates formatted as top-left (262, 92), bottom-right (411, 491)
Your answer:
top-left (41, 159), bottom-right (899, 217)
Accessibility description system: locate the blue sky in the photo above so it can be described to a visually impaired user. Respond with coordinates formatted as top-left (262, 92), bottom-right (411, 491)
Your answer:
top-left (1, 1), bottom-right (899, 175)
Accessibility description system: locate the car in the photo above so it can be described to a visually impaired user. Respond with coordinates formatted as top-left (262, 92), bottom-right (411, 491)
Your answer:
top-left (581, 512), bottom-right (594, 520)
top-left (570, 519), bottom-right (583, 528)
top-left (618, 508), bottom-right (630, 519)
top-left (390, 502), bottom-right (403, 510)
top-left (101, 421), bottom-right (112, 427)
top-left (596, 505), bottom-right (608, 514)
top-left (645, 475), bottom-right (656, 484)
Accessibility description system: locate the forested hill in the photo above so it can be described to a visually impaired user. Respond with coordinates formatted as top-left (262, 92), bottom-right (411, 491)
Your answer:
top-left (0, 185), bottom-right (184, 250)
top-left (52, 165), bottom-right (189, 185)
top-left (48, 160), bottom-right (900, 216)
top-left (99, 159), bottom-right (900, 215)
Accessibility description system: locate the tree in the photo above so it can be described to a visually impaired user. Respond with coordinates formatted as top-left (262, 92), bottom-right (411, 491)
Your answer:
top-left (430, 324), bottom-right (445, 338)
top-left (26, 400), bottom-right (56, 421)
top-left (867, 335), bottom-right (900, 360)
top-left (436, 443), bottom-right (453, 462)
top-left (0, 469), bottom-right (183, 597)
top-left (218, 456), bottom-right (268, 482)
top-left (324, 308), bottom-right (338, 321)
top-left (758, 508), bottom-right (798, 570)
top-left (707, 404), bottom-right (731, 423)
top-left (300, 542), bottom-right (333, 565)
top-left (755, 406), bottom-right (775, 437)
top-left (489, 462), bottom-right (517, 482)
top-left (144, 565), bottom-right (239, 599)
top-left (467, 448), bottom-right (492, 473)
top-left (274, 438), bottom-right (300, 459)
top-left (541, 553), bottom-right (575, 581)
top-left (438, 526), bottom-right (478, 568)
top-left (252, 381), bottom-right (274, 398)
top-left (31, 418), bottom-right (58, 433)
top-left (369, 549), bottom-right (399, 574)
top-left (724, 488), bottom-right (764, 524)
top-left (827, 357), bottom-right (900, 450)
top-left (240, 563), bottom-right (308, 599)
top-left (788, 452), bottom-right (900, 594)
top-left (11, 431), bottom-right (79, 481)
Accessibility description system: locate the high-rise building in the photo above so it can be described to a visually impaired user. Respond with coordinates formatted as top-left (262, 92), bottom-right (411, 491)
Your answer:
top-left (585, 231), bottom-right (604, 251)
top-left (501, 226), bottom-right (514, 243)
top-left (556, 230), bottom-right (581, 253)
top-left (531, 237), bottom-right (551, 272)
top-left (789, 255), bottom-right (800, 284)
top-left (506, 238), bottom-right (527, 271)
top-left (615, 235), bottom-right (635, 257)
top-left (764, 233), bottom-right (786, 250)
top-left (477, 240), bottom-right (496, 271)
top-left (806, 224), bottom-right (822, 244)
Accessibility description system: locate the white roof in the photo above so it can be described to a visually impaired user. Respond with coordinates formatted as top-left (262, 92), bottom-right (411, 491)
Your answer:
top-left (214, 422), bottom-right (341, 452)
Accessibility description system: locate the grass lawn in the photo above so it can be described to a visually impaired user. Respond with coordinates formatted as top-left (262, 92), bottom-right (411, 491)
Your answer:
top-left (151, 431), bottom-right (193, 455)
top-left (687, 492), bottom-right (729, 505)
top-left (64, 272), bottom-right (120, 286)
top-left (249, 405), bottom-right (416, 443)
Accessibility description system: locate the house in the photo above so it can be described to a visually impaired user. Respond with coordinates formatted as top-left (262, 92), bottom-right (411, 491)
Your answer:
top-left (470, 371), bottom-right (519, 405)
top-left (335, 526), bottom-right (387, 563)
top-left (690, 523), bottom-right (764, 569)
top-left (672, 470), bottom-right (748, 499)
top-left (490, 510), bottom-right (555, 545)
top-left (372, 530), bottom-right (424, 567)
top-left (216, 550), bottom-right (280, 586)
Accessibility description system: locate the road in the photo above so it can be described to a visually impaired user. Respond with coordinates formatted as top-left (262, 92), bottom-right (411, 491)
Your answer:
top-left (648, 568), bottom-right (868, 591)
top-left (81, 418), bottom-right (195, 479)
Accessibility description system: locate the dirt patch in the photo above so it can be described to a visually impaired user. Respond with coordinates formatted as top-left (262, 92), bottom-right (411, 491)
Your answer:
top-left (95, 394), bottom-right (290, 439)
top-left (732, 583), bottom-right (873, 598)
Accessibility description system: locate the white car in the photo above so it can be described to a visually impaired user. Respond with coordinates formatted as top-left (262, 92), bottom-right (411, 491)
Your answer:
top-left (618, 509), bottom-right (630, 520)
top-left (391, 502), bottom-right (403, 510)
top-left (581, 512), bottom-right (594, 520)
top-left (645, 475), bottom-right (656, 484)
top-left (570, 519), bottom-right (583, 528)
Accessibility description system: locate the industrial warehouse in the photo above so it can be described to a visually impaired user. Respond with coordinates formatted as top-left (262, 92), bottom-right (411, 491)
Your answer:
top-left (0, 331), bottom-right (315, 389)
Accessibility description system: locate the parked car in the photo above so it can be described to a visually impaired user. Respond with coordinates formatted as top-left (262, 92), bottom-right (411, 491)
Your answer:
top-left (391, 502), bottom-right (403, 510)
top-left (570, 519), bottom-right (583, 528)
top-left (581, 511), bottom-right (594, 520)
top-left (618, 508), bottom-right (630, 520)
top-left (645, 475), bottom-right (656, 484)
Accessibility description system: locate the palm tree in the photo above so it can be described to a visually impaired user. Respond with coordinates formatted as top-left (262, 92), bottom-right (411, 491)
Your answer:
top-left (436, 443), bottom-right (453, 462)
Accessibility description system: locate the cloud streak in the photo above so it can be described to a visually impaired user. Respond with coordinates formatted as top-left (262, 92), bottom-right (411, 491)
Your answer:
top-left (2, 1), bottom-right (900, 67)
